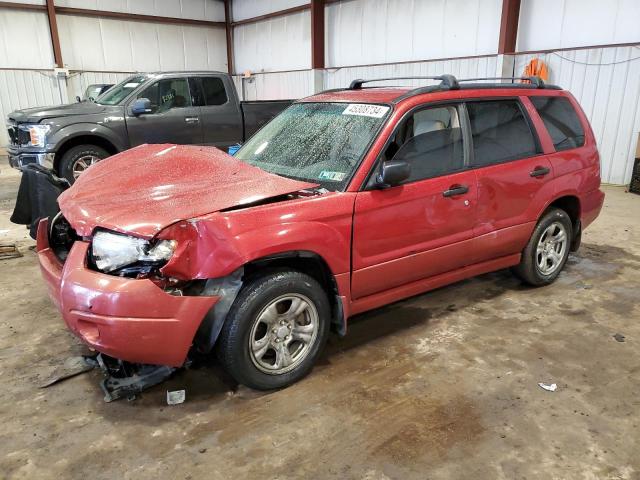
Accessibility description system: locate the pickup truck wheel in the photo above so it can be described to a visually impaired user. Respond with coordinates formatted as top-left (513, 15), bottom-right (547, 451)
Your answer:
top-left (216, 270), bottom-right (331, 390)
top-left (512, 208), bottom-right (572, 286)
top-left (59, 144), bottom-right (109, 184)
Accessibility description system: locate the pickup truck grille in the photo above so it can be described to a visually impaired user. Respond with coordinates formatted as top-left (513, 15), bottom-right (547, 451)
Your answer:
top-left (7, 122), bottom-right (30, 146)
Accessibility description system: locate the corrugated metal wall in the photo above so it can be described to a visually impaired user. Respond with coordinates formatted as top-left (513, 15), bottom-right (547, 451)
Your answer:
top-left (518, 0), bottom-right (640, 52)
top-left (57, 15), bottom-right (227, 72)
top-left (233, 11), bottom-right (311, 73)
top-left (514, 46), bottom-right (640, 185)
top-left (2, 0), bottom-right (640, 185)
top-left (326, 0), bottom-right (502, 67)
top-left (0, 0), bottom-right (227, 146)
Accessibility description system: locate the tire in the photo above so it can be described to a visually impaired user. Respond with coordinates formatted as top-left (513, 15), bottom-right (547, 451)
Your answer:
top-left (58, 144), bottom-right (110, 185)
top-left (512, 208), bottom-right (573, 286)
top-left (216, 270), bottom-right (331, 390)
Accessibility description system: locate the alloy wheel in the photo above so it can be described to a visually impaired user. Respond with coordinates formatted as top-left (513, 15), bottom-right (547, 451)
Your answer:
top-left (536, 221), bottom-right (568, 275)
top-left (248, 294), bottom-right (319, 375)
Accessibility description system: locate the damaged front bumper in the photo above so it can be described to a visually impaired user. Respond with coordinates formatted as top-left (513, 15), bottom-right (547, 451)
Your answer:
top-left (36, 219), bottom-right (220, 367)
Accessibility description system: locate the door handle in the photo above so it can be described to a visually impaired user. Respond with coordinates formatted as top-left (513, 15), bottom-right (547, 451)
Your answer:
top-left (184, 117), bottom-right (200, 124)
top-left (530, 166), bottom-right (550, 177)
top-left (442, 184), bottom-right (469, 197)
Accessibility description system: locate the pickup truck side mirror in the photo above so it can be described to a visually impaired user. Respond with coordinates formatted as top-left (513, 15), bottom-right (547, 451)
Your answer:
top-left (376, 160), bottom-right (411, 188)
top-left (131, 98), bottom-right (152, 116)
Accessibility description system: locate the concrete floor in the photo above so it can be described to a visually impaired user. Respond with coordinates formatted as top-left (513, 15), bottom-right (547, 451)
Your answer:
top-left (0, 162), bottom-right (638, 480)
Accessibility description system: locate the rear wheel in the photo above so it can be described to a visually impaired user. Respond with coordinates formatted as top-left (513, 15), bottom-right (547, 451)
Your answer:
top-left (216, 270), bottom-right (331, 390)
top-left (58, 144), bottom-right (109, 184)
top-left (512, 208), bottom-right (572, 286)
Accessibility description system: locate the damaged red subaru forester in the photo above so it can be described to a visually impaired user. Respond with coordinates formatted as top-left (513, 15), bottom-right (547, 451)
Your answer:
top-left (37, 76), bottom-right (604, 392)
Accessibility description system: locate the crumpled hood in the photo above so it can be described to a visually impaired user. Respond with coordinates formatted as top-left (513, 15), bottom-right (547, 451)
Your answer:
top-left (9, 102), bottom-right (111, 123)
top-left (59, 144), bottom-right (317, 238)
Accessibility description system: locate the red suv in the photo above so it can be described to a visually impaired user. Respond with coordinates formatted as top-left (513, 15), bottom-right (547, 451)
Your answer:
top-left (37, 75), bottom-right (604, 391)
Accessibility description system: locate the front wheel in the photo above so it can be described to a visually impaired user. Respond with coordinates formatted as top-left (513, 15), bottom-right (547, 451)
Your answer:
top-left (512, 208), bottom-right (573, 286)
top-left (58, 144), bottom-right (109, 184)
top-left (216, 270), bottom-right (331, 390)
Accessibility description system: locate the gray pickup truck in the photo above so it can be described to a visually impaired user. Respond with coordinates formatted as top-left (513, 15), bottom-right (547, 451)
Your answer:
top-left (7, 71), bottom-right (291, 183)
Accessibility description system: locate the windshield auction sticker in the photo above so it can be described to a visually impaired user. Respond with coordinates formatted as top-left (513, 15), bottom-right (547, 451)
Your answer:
top-left (342, 104), bottom-right (390, 118)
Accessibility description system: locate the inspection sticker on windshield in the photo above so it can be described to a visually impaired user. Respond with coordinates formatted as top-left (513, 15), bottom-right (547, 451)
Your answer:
top-left (319, 171), bottom-right (347, 181)
top-left (342, 104), bottom-right (389, 118)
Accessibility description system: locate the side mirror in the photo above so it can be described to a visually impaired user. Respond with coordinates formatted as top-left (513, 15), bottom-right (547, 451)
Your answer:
top-left (376, 160), bottom-right (410, 188)
top-left (131, 98), bottom-right (152, 116)
top-left (75, 96), bottom-right (81, 103)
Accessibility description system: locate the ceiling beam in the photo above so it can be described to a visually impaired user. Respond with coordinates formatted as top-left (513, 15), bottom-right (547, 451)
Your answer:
top-left (55, 6), bottom-right (225, 27)
top-left (45, 0), bottom-right (63, 68)
top-left (0, 1), bottom-right (45, 11)
top-left (0, 2), bottom-right (224, 28)
top-left (498, 0), bottom-right (521, 54)
top-left (231, 4), bottom-right (309, 27)
top-left (311, 0), bottom-right (324, 69)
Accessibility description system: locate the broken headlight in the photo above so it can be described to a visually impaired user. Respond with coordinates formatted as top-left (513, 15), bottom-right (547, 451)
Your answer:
top-left (91, 230), bottom-right (176, 273)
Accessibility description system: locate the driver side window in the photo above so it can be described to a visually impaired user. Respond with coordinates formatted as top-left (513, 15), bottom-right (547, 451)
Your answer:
top-left (137, 78), bottom-right (192, 114)
top-left (384, 105), bottom-right (464, 183)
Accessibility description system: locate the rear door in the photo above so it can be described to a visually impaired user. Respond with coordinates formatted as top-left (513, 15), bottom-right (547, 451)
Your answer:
top-left (189, 76), bottom-right (243, 149)
top-left (125, 76), bottom-right (203, 146)
top-left (464, 98), bottom-right (555, 264)
top-left (351, 103), bottom-right (477, 299)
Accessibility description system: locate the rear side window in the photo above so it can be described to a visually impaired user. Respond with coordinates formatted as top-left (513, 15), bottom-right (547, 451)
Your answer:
top-left (201, 77), bottom-right (228, 105)
top-left (188, 77), bottom-right (228, 107)
top-left (530, 96), bottom-right (585, 151)
top-left (467, 100), bottom-right (538, 167)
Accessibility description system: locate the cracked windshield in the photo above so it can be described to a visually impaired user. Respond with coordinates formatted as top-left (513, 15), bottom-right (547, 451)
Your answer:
top-left (235, 102), bottom-right (390, 191)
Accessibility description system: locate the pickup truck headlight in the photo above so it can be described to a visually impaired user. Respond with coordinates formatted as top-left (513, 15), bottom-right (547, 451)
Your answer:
top-left (92, 231), bottom-right (177, 273)
top-left (26, 124), bottom-right (51, 147)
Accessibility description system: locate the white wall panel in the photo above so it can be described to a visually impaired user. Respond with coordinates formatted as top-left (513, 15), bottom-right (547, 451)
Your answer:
top-left (518, 0), bottom-right (640, 52)
top-left (66, 70), bottom-right (132, 101)
top-left (57, 14), bottom-right (227, 71)
top-left (0, 70), bottom-right (64, 145)
top-left (325, 0), bottom-right (502, 68)
top-left (234, 70), bottom-right (314, 100)
top-left (514, 46), bottom-right (640, 185)
top-left (0, 10), bottom-right (54, 69)
top-left (232, 0), bottom-right (307, 21)
top-left (234, 10), bottom-right (310, 73)
top-left (54, 0), bottom-right (225, 21)
top-left (325, 55), bottom-right (499, 89)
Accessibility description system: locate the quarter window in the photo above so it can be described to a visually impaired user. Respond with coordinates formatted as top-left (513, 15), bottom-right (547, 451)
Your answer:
top-left (201, 77), bottom-right (228, 105)
top-left (530, 96), bottom-right (585, 151)
top-left (467, 100), bottom-right (538, 167)
top-left (137, 78), bottom-right (192, 114)
top-left (384, 105), bottom-right (464, 183)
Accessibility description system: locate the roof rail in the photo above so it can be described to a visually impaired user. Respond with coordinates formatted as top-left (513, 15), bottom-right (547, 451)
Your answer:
top-left (348, 75), bottom-right (460, 91)
top-left (457, 76), bottom-right (546, 88)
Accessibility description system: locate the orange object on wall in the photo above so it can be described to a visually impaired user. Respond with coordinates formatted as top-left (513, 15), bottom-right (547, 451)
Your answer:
top-left (523, 58), bottom-right (549, 81)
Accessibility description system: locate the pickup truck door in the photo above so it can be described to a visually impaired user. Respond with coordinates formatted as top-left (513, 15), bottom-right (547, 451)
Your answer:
top-left (125, 76), bottom-right (203, 147)
top-left (351, 104), bottom-right (477, 299)
top-left (189, 76), bottom-right (243, 149)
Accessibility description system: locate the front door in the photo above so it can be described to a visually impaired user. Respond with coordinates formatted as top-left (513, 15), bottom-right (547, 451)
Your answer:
top-left (351, 104), bottom-right (477, 299)
top-left (125, 76), bottom-right (203, 147)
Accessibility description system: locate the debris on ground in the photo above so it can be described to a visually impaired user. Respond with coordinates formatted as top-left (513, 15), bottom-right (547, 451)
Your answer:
top-left (0, 243), bottom-right (22, 260)
top-left (40, 356), bottom-right (98, 388)
top-left (167, 390), bottom-right (186, 405)
top-left (538, 382), bottom-right (558, 392)
top-left (613, 333), bottom-right (626, 342)
top-left (97, 354), bottom-right (177, 402)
